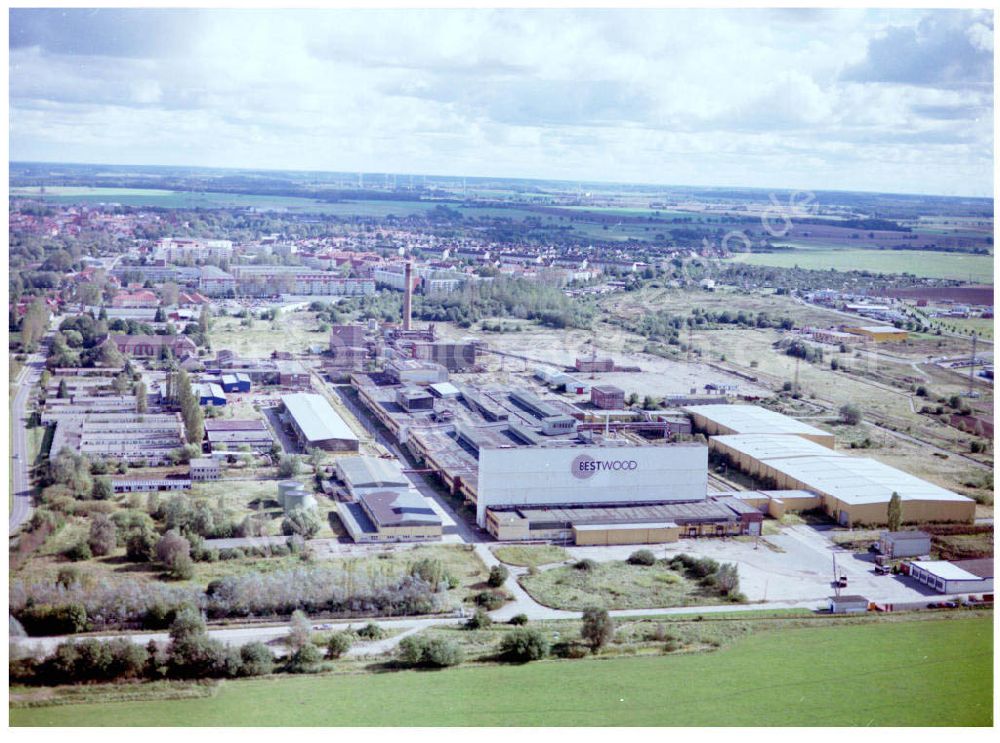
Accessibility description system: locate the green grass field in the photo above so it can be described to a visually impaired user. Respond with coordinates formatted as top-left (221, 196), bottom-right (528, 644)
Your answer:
top-left (729, 249), bottom-right (994, 283)
top-left (10, 617), bottom-right (992, 726)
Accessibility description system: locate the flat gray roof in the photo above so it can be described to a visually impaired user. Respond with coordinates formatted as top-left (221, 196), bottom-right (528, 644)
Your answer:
top-left (909, 561), bottom-right (988, 581)
top-left (361, 489), bottom-right (441, 527)
top-left (713, 435), bottom-right (970, 507)
top-left (684, 404), bottom-right (832, 437)
top-left (283, 392), bottom-right (358, 444)
top-left (337, 456), bottom-right (410, 489)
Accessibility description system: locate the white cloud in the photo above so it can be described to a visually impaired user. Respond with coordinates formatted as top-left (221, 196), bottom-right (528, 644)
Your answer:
top-left (7, 8), bottom-right (994, 196)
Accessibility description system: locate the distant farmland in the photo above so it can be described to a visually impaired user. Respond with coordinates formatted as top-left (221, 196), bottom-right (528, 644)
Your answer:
top-left (9, 187), bottom-right (444, 217)
top-left (729, 249), bottom-right (994, 283)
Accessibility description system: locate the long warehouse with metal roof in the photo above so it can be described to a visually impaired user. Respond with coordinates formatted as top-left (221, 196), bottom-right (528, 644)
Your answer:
top-left (281, 392), bottom-right (359, 451)
top-left (710, 433), bottom-right (975, 526)
top-left (684, 404), bottom-right (836, 448)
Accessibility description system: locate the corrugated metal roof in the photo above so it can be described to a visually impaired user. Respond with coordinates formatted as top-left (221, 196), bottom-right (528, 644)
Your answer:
top-left (684, 404), bottom-right (831, 437)
top-left (337, 456), bottom-right (409, 489)
top-left (712, 435), bottom-right (970, 506)
top-left (713, 434), bottom-right (839, 460)
top-left (283, 392), bottom-right (358, 444)
top-left (761, 455), bottom-right (970, 505)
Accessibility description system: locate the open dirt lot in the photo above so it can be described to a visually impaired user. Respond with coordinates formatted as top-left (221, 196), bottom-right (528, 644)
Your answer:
top-left (437, 321), bottom-right (772, 398)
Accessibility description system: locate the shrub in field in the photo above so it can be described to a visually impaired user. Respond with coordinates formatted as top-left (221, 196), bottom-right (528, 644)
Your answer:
top-left (239, 642), bottom-right (274, 677)
top-left (581, 607), bottom-right (615, 652)
top-left (156, 530), bottom-right (190, 565)
top-left (126, 525), bottom-right (158, 563)
top-left (397, 636), bottom-right (463, 668)
top-left (112, 509), bottom-right (155, 541)
top-left (284, 643), bottom-right (323, 673)
top-left (508, 613), bottom-right (529, 626)
top-left (87, 513), bottom-right (117, 556)
top-left (573, 559), bottom-right (597, 571)
top-left (167, 634), bottom-right (232, 679)
top-left (326, 632), bottom-right (353, 659)
top-left (56, 567), bottom-right (80, 589)
top-left (473, 589), bottom-right (509, 610)
top-left (668, 554), bottom-right (742, 600)
top-left (487, 564), bottom-right (509, 587)
top-left (465, 608), bottom-right (493, 630)
top-left (627, 549), bottom-right (656, 566)
top-left (356, 622), bottom-right (385, 640)
top-left (64, 541), bottom-right (92, 562)
top-left (499, 628), bottom-right (549, 662)
top-left (551, 641), bottom-right (589, 659)
top-left (169, 553), bottom-right (195, 580)
top-left (408, 557), bottom-right (445, 587)
top-left (281, 507), bottom-right (321, 539)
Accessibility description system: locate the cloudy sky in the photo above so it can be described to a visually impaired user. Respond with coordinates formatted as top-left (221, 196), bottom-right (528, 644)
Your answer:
top-left (8, 7), bottom-right (995, 196)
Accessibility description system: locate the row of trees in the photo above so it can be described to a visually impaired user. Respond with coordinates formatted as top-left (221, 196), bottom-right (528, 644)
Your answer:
top-left (11, 607), bottom-right (278, 686)
top-left (11, 608), bottom-right (619, 689)
top-left (11, 555), bottom-right (450, 633)
top-left (17, 298), bottom-right (51, 352)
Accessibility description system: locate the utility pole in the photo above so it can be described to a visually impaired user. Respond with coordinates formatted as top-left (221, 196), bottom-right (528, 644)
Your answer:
top-left (968, 332), bottom-right (977, 397)
top-left (832, 553), bottom-right (840, 597)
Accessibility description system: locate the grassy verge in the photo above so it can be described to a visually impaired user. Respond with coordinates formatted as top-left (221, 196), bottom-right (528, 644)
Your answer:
top-left (491, 544), bottom-right (570, 567)
top-left (11, 615), bottom-right (992, 725)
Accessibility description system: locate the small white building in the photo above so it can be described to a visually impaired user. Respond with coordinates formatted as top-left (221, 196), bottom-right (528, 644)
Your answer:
top-left (829, 595), bottom-right (869, 614)
top-left (907, 560), bottom-right (994, 595)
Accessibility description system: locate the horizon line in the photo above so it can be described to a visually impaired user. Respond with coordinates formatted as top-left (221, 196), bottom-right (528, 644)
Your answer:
top-left (9, 158), bottom-right (994, 203)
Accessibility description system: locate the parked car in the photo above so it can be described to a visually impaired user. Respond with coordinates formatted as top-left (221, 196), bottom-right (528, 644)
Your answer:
top-left (874, 564), bottom-right (892, 575)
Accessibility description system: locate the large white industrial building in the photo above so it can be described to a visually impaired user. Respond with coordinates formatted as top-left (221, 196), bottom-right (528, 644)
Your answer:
top-left (476, 441), bottom-right (708, 528)
top-left (710, 433), bottom-right (975, 526)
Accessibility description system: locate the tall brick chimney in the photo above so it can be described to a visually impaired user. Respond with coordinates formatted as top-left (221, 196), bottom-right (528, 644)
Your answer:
top-left (403, 259), bottom-right (413, 331)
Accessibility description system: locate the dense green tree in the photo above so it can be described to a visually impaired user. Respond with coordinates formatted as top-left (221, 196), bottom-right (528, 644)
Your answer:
top-left (134, 381), bottom-right (148, 413)
top-left (325, 632), bottom-right (353, 659)
top-left (91, 476), bottom-right (114, 501)
top-left (88, 513), bottom-right (118, 556)
top-left (887, 491), bottom-right (903, 532)
top-left (581, 608), bottom-right (615, 652)
top-left (499, 628), bottom-right (549, 662)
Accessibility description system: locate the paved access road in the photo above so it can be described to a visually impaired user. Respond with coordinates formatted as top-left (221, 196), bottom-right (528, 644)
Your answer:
top-left (9, 352), bottom-right (44, 534)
